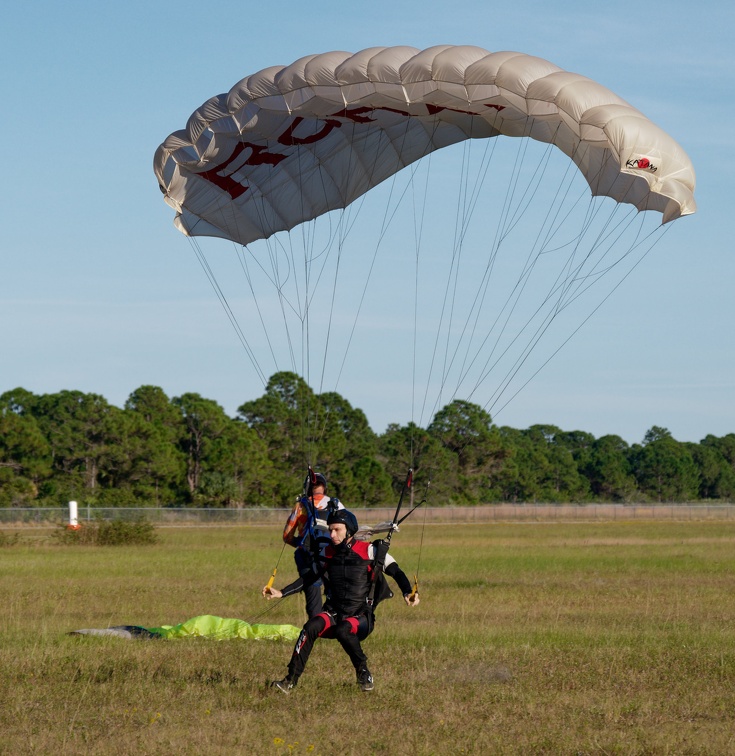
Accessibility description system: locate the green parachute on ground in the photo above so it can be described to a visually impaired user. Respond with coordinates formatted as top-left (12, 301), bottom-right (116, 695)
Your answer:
top-left (69, 614), bottom-right (300, 641)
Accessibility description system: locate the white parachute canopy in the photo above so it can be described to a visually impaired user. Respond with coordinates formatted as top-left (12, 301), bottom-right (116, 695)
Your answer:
top-left (154, 45), bottom-right (696, 246)
top-left (153, 46), bottom-right (696, 426)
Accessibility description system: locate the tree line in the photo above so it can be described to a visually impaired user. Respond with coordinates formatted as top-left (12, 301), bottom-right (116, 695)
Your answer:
top-left (1, 372), bottom-right (733, 508)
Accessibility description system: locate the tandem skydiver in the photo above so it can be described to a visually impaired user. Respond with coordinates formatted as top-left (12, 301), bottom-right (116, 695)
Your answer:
top-left (263, 508), bottom-right (420, 693)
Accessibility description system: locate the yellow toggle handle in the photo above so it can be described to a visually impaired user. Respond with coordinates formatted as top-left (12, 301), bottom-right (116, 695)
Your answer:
top-left (409, 573), bottom-right (419, 600)
top-left (265, 569), bottom-right (277, 591)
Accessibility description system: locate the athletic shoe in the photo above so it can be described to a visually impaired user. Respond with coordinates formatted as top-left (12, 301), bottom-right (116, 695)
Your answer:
top-left (271, 677), bottom-right (295, 693)
top-left (357, 667), bottom-right (374, 692)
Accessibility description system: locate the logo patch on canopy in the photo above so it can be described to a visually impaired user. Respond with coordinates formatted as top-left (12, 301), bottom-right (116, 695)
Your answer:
top-left (626, 155), bottom-right (659, 174)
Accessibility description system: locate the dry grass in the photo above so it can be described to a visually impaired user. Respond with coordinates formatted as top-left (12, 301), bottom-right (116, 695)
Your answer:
top-left (1, 522), bottom-right (735, 754)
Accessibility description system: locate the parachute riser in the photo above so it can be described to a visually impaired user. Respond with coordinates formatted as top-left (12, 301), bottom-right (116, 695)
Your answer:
top-left (303, 465), bottom-right (321, 562)
top-left (386, 468), bottom-right (413, 546)
top-left (367, 468), bottom-right (413, 608)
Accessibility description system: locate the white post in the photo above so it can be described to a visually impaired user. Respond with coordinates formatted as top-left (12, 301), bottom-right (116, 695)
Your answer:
top-left (68, 500), bottom-right (80, 530)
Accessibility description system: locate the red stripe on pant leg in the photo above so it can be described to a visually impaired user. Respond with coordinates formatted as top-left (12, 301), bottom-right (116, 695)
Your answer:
top-left (346, 617), bottom-right (359, 635)
top-left (316, 613), bottom-right (335, 638)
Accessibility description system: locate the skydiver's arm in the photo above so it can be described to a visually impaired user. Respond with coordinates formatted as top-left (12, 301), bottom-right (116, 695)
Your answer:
top-left (384, 560), bottom-right (413, 597)
top-left (368, 544), bottom-right (419, 606)
top-left (282, 500), bottom-right (308, 546)
top-left (262, 577), bottom-right (304, 600)
top-left (280, 577), bottom-right (305, 597)
top-left (261, 552), bottom-right (324, 599)
top-left (384, 555), bottom-right (420, 606)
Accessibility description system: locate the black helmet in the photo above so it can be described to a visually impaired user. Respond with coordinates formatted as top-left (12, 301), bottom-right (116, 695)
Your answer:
top-left (327, 509), bottom-right (358, 538)
top-left (305, 471), bottom-right (328, 496)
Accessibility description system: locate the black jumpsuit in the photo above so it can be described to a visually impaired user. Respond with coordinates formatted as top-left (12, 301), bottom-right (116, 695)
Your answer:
top-left (281, 538), bottom-right (412, 681)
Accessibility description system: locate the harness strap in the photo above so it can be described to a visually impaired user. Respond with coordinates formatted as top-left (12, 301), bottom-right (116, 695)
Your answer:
top-left (367, 539), bottom-right (390, 607)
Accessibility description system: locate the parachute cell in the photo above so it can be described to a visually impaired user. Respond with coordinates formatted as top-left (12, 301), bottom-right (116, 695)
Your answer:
top-left (154, 45), bottom-right (696, 246)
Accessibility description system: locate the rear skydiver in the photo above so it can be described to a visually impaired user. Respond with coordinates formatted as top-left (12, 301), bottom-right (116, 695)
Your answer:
top-left (281, 472), bottom-right (343, 618)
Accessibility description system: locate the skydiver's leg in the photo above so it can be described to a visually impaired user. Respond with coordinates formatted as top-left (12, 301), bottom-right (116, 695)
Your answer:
top-left (333, 614), bottom-right (373, 672)
top-left (294, 549), bottom-right (323, 618)
top-left (285, 612), bottom-right (335, 682)
top-left (303, 583), bottom-right (323, 619)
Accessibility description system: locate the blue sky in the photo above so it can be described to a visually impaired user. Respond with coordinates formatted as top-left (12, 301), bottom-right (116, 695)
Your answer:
top-left (2, 0), bottom-right (732, 444)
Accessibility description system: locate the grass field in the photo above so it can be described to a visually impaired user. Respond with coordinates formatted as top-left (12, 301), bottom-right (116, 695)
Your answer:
top-left (2, 521), bottom-right (735, 755)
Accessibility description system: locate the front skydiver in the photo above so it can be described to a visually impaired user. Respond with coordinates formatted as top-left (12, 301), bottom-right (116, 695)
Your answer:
top-left (281, 472), bottom-right (343, 618)
top-left (262, 509), bottom-right (420, 693)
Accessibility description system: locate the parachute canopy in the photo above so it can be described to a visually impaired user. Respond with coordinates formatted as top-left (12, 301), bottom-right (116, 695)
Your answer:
top-left (154, 45), bottom-right (696, 246)
top-left (69, 615), bottom-right (300, 641)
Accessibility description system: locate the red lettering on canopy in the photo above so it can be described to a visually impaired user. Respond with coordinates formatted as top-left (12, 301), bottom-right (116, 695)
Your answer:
top-left (427, 103), bottom-right (505, 116)
top-left (278, 116), bottom-right (342, 146)
top-left (334, 105), bottom-right (420, 122)
top-left (329, 107), bottom-right (376, 123)
top-left (198, 141), bottom-right (288, 199)
top-left (197, 101), bottom-right (507, 199)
